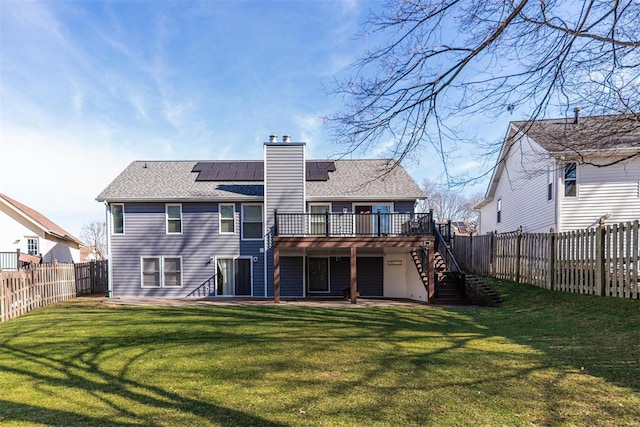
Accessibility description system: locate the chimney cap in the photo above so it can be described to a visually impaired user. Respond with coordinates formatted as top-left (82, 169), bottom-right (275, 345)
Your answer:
top-left (269, 135), bottom-right (278, 143)
top-left (573, 107), bottom-right (581, 124)
top-left (282, 135), bottom-right (291, 143)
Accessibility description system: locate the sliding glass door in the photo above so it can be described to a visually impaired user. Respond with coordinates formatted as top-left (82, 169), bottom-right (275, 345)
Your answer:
top-left (216, 258), bottom-right (252, 296)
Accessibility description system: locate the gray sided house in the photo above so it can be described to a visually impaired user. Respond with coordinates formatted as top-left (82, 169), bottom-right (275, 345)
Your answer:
top-left (97, 138), bottom-right (437, 302)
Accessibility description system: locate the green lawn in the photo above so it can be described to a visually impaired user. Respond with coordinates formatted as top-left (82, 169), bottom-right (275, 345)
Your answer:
top-left (0, 279), bottom-right (638, 426)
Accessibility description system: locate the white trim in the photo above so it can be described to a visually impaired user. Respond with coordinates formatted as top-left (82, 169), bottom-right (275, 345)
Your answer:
top-left (105, 203), bottom-right (113, 296)
top-left (214, 255), bottom-right (254, 297)
top-left (111, 203), bottom-right (125, 235)
top-left (218, 203), bottom-right (236, 234)
top-left (308, 202), bottom-right (332, 236)
top-left (165, 203), bottom-right (183, 234)
top-left (307, 257), bottom-right (331, 293)
top-left (26, 237), bottom-right (39, 256)
top-left (352, 202), bottom-right (393, 235)
top-left (241, 203), bottom-right (264, 241)
top-left (351, 202), bottom-right (393, 212)
top-left (140, 256), bottom-right (183, 288)
top-left (140, 256), bottom-right (161, 288)
top-left (563, 161), bottom-right (578, 198)
top-left (263, 144), bottom-right (268, 297)
top-left (163, 256), bottom-right (184, 288)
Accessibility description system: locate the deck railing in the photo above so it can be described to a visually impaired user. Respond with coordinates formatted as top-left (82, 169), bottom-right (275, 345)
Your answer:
top-left (275, 211), bottom-right (433, 237)
top-left (0, 252), bottom-right (19, 271)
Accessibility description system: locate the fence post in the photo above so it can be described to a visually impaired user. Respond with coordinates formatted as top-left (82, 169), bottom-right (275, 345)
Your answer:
top-left (490, 231), bottom-right (496, 277)
top-left (596, 218), bottom-right (607, 297)
top-left (515, 226), bottom-right (523, 283)
top-left (549, 228), bottom-right (556, 291)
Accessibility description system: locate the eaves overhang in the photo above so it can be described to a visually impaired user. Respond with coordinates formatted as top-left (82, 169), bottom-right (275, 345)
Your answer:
top-left (96, 196), bottom-right (264, 203)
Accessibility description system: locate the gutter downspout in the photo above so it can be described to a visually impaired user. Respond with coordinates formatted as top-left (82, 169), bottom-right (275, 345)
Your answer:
top-left (105, 201), bottom-right (113, 298)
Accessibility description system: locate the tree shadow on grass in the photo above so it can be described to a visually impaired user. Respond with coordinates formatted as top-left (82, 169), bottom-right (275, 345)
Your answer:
top-left (1, 295), bottom-right (638, 426)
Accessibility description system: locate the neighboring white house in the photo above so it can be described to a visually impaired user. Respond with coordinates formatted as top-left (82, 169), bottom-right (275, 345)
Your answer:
top-left (476, 113), bottom-right (640, 234)
top-left (0, 193), bottom-right (83, 269)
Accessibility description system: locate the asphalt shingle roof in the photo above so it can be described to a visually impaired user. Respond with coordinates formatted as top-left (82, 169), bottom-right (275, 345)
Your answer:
top-left (0, 193), bottom-right (83, 245)
top-left (96, 159), bottom-right (424, 202)
top-left (511, 114), bottom-right (640, 153)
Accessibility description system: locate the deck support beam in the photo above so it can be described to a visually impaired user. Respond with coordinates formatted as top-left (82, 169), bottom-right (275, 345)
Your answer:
top-left (350, 246), bottom-right (357, 304)
top-left (274, 246), bottom-right (280, 303)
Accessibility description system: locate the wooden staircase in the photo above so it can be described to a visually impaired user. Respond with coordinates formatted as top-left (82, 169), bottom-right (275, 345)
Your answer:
top-left (410, 249), bottom-right (466, 305)
top-left (432, 251), bottom-right (466, 305)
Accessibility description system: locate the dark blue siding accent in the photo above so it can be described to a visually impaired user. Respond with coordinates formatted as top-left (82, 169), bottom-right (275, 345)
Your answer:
top-left (357, 257), bottom-right (384, 296)
top-left (110, 202), bottom-right (265, 298)
top-left (394, 201), bottom-right (415, 213)
top-left (329, 257), bottom-right (350, 297)
top-left (280, 257), bottom-right (304, 297)
top-left (331, 202), bottom-right (351, 213)
top-left (305, 257), bottom-right (350, 297)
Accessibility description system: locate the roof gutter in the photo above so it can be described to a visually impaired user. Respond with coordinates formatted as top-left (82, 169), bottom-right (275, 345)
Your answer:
top-left (96, 196), bottom-right (264, 203)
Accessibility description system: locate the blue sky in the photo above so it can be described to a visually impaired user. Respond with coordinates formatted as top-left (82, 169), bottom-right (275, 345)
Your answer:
top-left (1, 0), bottom-right (504, 240)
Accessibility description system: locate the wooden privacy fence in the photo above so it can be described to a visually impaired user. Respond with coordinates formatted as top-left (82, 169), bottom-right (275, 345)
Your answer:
top-left (453, 220), bottom-right (640, 299)
top-left (0, 260), bottom-right (109, 322)
top-left (74, 260), bottom-right (109, 295)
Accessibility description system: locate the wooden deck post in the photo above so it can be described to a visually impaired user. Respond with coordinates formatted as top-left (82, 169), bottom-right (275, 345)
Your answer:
top-left (350, 246), bottom-right (357, 304)
top-left (274, 246), bottom-right (281, 303)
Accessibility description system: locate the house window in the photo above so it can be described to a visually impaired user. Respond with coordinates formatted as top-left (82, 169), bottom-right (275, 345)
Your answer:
top-left (27, 238), bottom-right (39, 256)
top-left (308, 258), bottom-right (329, 292)
top-left (166, 204), bottom-right (182, 234)
top-left (497, 199), bottom-right (502, 224)
top-left (309, 204), bottom-right (331, 235)
top-left (219, 204), bottom-right (235, 234)
top-left (141, 256), bottom-right (182, 288)
top-left (163, 257), bottom-right (182, 288)
top-left (242, 204), bottom-right (263, 240)
top-left (142, 258), bottom-right (161, 287)
top-left (564, 162), bottom-right (577, 197)
top-left (547, 165), bottom-right (553, 201)
top-left (112, 204), bottom-right (124, 234)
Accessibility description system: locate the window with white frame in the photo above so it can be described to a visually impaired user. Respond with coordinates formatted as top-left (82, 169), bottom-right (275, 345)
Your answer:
top-left (163, 257), bottom-right (182, 288)
top-left (219, 203), bottom-right (235, 234)
top-left (309, 203), bottom-right (331, 235)
top-left (166, 204), bottom-right (182, 234)
top-left (564, 162), bottom-right (577, 197)
top-left (497, 198), bottom-right (502, 223)
top-left (112, 204), bottom-right (124, 234)
top-left (242, 204), bottom-right (263, 239)
top-left (141, 256), bottom-right (182, 288)
top-left (27, 238), bottom-right (39, 255)
top-left (308, 257), bottom-right (330, 292)
top-left (142, 258), bottom-right (161, 287)
top-left (547, 165), bottom-right (554, 201)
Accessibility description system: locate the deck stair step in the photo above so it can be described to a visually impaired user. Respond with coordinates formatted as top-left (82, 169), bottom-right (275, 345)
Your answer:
top-left (433, 272), bottom-right (466, 305)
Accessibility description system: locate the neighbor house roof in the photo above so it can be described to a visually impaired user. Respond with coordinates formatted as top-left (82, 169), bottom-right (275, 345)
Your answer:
top-left (96, 159), bottom-right (424, 202)
top-left (0, 193), bottom-right (83, 246)
top-left (511, 113), bottom-right (640, 153)
top-left (475, 113), bottom-right (640, 209)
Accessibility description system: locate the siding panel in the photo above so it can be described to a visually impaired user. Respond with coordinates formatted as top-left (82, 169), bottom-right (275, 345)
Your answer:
top-left (479, 134), bottom-right (556, 234)
top-left (111, 202), bottom-right (265, 297)
top-left (357, 257), bottom-right (384, 296)
top-left (280, 256), bottom-right (304, 297)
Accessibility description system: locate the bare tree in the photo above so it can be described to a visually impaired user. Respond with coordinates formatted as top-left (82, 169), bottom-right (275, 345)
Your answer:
top-left (332, 0), bottom-right (640, 183)
top-left (80, 222), bottom-right (107, 260)
top-left (422, 179), bottom-right (483, 233)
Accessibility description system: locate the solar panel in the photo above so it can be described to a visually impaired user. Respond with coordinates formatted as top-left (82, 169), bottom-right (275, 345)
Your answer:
top-left (193, 161), bottom-right (335, 181)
